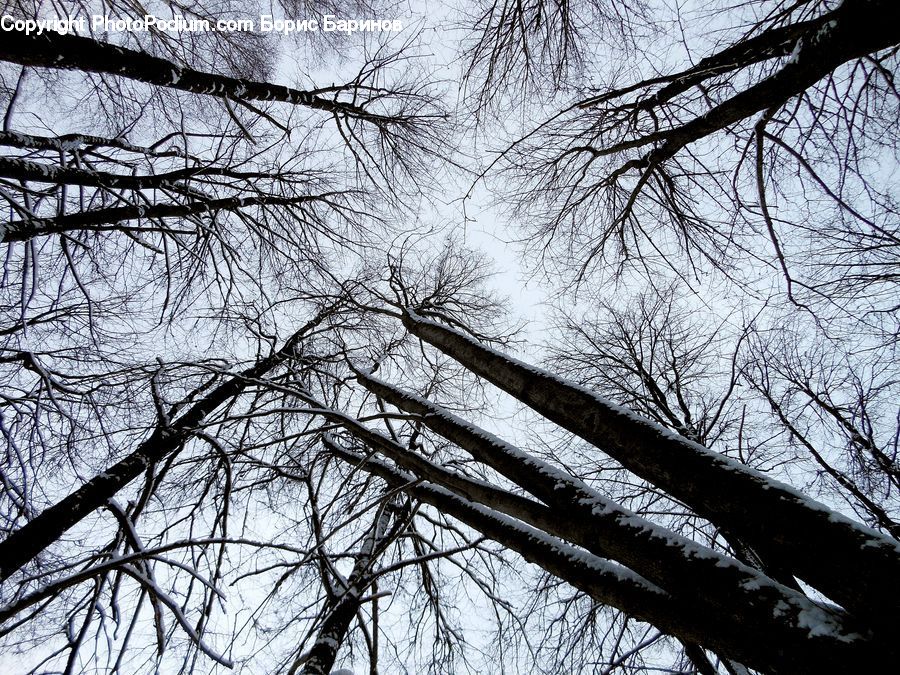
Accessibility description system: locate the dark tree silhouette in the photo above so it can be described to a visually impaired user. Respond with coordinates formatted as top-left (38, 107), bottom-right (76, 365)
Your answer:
top-left (1, 1), bottom-right (899, 673)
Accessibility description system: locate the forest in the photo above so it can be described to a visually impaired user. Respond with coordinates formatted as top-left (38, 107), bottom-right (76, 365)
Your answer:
top-left (0, 0), bottom-right (899, 673)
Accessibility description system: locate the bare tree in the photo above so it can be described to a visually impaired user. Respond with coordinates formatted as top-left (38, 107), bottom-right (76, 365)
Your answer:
top-left (743, 320), bottom-right (900, 538)
top-left (2, 1), bottom-right (900, 673)
top-left (470, 0), bottom-right (900, 328)
top-left (0, 3), bottom-right (457, 671)
top-left (333, 288), bottom-right (899, 672)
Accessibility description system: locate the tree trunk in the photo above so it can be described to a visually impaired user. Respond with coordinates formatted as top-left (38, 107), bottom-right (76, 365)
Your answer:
top-left (0, 32), bottom-right (392, 124)
top-left (400, 308), bottom-right (900, 622)
top-left (0, 308), bottom-right (338, 581)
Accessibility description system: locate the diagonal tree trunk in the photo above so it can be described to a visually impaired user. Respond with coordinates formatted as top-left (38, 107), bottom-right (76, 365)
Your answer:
top-left (583, 0), bottom-right (900, 167)
top-left (0, 32), bottom-right (401, 125)
top-left (353, 370), bottom-right (870, 650)
top-left (326, 438), bottom-right (893, 674)
top-left (399, 308), bottom-right (900, 621)
top-left (0, 306), bottom-right (341, 581)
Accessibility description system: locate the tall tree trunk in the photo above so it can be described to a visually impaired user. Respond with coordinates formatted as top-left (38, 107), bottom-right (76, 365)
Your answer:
top-left (327, 439), bottom-right (893, 673)
top-left (354, 370), bottom-right (870, 653)
top-left (0, 32), bottom-right (394, 124)
top-left (0, 308), bottom-right (339, 581)
top-left (299, 505), bottom-right (394, 675)
top-left (399, 308), bottom-right (900, 622)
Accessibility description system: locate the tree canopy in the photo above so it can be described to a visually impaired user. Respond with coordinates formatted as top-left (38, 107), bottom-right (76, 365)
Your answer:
top-left (1, 1), bottom-right (898, 673)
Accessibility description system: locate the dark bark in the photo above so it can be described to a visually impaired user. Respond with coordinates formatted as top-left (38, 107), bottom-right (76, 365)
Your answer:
top-left (0, 32), bottom-right (399, 125)
top-left (577, 12), bottom-right (832, 111)
top-left (327, 439), bottom-right (893, 674)
top-left (680, 641), bottom-right (718, 675)
top-left (354, 370), bottom-right (872, 652)
top-left (399, 309), bottom-right (900, 622)
top-left (2, 193), bottom-right (330, 242)
top-left (299, 506), bottom-right (393, 675)
top-left (0, 156), bottom-right (280, 190)
top-left (0, 308), bottom-right (338, 581)
top-left (0, 130), bottom-right (177, 156)
top-left (587, 0), bottom-right (900, 167)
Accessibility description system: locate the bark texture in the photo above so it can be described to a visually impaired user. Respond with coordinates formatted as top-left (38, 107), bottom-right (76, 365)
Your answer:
top-left (0, 31), bottom-right (395, 124)
top-left (400, 309), bottom-right (900, 623)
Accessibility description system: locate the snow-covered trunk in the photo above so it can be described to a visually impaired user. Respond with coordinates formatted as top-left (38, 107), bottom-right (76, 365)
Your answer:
top-left (0, 309), bottom-right (338, 581)
top-left (355, 371), bottom-right (880, 660)
top-left (400, 309), bottom-right (900, 621)
top-left (327, 440), bottom-right (891, 674)
top-left (300, 503), bottom-right (394, 675)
